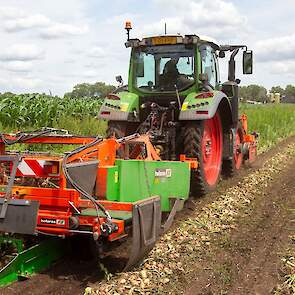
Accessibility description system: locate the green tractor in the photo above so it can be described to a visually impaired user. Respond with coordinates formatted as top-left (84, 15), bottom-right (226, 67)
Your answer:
top-left (98, 22), bottom-right (254, 196)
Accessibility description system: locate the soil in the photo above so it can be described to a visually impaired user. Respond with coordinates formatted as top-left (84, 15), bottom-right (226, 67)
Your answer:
top-left (184, 145), bottom-right (295, 295)
top-left (2, 136), bottom-right (295, 295)
top-left (3, 251), bottom-right (105, 295)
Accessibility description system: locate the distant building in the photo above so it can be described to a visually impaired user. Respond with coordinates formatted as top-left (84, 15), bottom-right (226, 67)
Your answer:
top-left (268, 92), bottom-right (281, 103)
top-left (281, 95), bottom-right (295, 103)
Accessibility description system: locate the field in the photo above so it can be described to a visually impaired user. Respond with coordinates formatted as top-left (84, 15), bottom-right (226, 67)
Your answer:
top-left (0, 93), bottom-right (107, 153)
top-left (1, 93), bottom-right (295, 153)
top-left (0, 93), bottom-right (106, 136)
top-left (241, 103), bottom-right (295, 152)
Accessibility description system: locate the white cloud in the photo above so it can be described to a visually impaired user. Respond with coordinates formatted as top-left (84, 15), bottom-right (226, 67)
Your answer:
top-left (255, 34), bottom-right (295, 62)
top-left (2, 61), bottom-right (33, 72)
top-left (13, 77), bottom-right (43, 89)
top-left (145, 0), bottom-right (247, 40)
top-left (142, 17), bottom-right (185, 37)
top-left (87, 46), bottom-right (106, 58)
top-left (270, 61), bottom-right (295, 76)
top-left (0, 75), bottom-right (42, 93)
top-left (0, 0), bottom-right (294, 95)
top-left (105, 13), bottom-right (141, 26)
top-left (81, 70), bottom-right (99, 78)
top-left (0, 6), bottom-right (25, 19)
top-left (64, 58), bottom-right (76, 64)
top-left (4, 14), bottom-right (51, 32)
top-left (39, 23), bottom-right (88, 39)
top-left (0, 44), bottom-right (44, 61)
top-left (1, 7), bottom-right (88, 39)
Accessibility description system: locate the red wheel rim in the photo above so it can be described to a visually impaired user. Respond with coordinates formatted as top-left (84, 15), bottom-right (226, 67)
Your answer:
top-left (201, 114), bottom-right (222, 186)
top-left (234, 129), bottom-right (243, 170)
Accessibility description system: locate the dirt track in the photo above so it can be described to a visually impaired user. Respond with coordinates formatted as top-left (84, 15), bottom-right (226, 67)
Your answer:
top-left (3, 137), bottom-right (295, 295)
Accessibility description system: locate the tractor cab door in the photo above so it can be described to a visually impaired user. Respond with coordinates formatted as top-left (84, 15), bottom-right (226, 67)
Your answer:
top-left (199, 44), bottom-right (219, 90)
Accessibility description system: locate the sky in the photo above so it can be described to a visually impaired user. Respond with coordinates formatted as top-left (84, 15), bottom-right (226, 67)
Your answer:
top-left (0, 0), bottom-right (294, 96)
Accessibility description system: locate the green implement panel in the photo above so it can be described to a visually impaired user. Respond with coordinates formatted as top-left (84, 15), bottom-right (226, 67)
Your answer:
top-left (0, 238), bottom-right (66, 287)
top-left (106, 166), bottom-right (119, 201)
top-left (107, 160), bottom-right (190, 212)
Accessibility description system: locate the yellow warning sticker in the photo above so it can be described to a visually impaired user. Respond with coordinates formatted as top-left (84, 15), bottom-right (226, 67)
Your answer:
top-left (182, 102), bottom-right (188, 111)
top-left (120, 102), bottom-right (129, 112)
top-left (114, 171), bottom-right (118, 183)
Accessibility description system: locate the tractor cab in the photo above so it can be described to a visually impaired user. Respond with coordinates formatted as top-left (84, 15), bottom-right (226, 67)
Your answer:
top-left (131, 39), bottom-right (195, 93)
top-left (99, 24), bottom-right (252, 122)
top-left (126, 34), bottom-right (220, 100)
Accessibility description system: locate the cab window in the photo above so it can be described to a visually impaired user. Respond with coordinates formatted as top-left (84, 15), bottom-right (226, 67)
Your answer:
top-left (136, 52), bottom-right (155, 87)
top-left (133, 45), bottom-right (194, 92)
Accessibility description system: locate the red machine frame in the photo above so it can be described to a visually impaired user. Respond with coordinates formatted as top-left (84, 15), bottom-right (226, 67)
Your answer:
top-left (0, 133), bottom-right (198, 243)
top-left (0, 134), bottom-right (132, 241)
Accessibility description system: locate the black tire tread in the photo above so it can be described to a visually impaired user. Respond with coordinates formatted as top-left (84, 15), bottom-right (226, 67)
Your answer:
top-left (183, 122), bottom-right (208, 196)
top-left (222, 159), bottom-right (235, 178)
top-left (222, 124), bottom-right (243, 178)
top-left (106, 121), bottom-right (126, 139)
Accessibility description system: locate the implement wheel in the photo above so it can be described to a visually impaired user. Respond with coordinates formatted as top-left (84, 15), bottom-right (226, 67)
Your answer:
top-left (223, 124), bottom-right (244, 178)
top-left (183, 113), bottom-right (223, 196)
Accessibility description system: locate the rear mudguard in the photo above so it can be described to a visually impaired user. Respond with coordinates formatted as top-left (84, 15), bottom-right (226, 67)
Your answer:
top-left (179, 90), bottom-right (231, 121)
top-left (98, 91), bottom-right (140, 122)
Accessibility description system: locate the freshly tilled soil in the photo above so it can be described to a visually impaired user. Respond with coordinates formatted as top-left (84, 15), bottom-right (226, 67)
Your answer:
top-left (185, 145), bottom-right (295, 295)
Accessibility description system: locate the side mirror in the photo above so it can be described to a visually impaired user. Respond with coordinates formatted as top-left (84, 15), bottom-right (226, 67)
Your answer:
top-left (116, 75), bottom-right (123, 84)
top-left (243, 50), bottom-right (253, 74)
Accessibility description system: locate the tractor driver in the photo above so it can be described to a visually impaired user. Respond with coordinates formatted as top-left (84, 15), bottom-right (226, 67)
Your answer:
top-left (160, 58), bottom-right (180, 90)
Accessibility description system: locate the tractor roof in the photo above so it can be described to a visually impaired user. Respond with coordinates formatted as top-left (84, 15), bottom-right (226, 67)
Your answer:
top-left (125, 34), bottom-right (220, 50)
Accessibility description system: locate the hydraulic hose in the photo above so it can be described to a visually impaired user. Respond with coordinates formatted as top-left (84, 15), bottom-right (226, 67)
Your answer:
top-left (61, 136), bottom-right (113, 223)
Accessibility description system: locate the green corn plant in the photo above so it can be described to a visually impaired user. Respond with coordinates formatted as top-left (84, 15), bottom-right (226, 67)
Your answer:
top-left (240, 103), bottom-right (295, 152)
top-left (0, 93), bottom-right (103, 129)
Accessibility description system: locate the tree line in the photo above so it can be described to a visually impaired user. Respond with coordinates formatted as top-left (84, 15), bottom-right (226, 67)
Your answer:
top-left (64, 82), bottom-right (115, 100)
top-left (240, 84), bottom-right (295, 103)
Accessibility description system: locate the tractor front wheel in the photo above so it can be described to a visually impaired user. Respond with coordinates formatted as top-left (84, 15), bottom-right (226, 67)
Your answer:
top-left (183, 113), bottom-right (223, 196)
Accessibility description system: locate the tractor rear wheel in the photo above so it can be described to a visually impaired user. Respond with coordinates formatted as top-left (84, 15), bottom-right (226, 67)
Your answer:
top-left (183, 113), bottom-right (223, 196)
top-left (106, 121), bottom-right (127, 138)
top-left (222, 124), bottom-right (244, 178)
top-left (106, 121), bottom-right (138, 138)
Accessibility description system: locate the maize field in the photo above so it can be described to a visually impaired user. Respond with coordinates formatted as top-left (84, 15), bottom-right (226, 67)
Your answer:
top-left (0, 93), bottom-right (102, 129)
top-left (241, 103), bottom-right (295, 152)
top-left (1, 93), bottom-right (295, 153)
